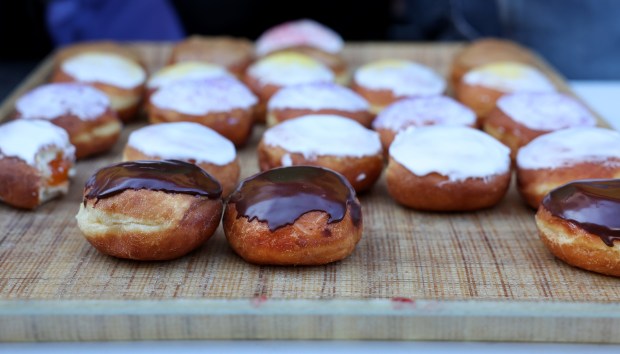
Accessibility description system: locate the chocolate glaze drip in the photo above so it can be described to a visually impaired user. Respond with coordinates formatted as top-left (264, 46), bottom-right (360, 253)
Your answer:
top-left (542, 179), bottom-right (620, 247)
top-left (84, 160), bottom-right (221, 204)
top-left (230, 166), bottom-right (361, 231)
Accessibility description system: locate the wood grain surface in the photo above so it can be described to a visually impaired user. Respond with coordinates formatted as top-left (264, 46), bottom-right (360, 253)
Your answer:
top-left (0, 43), bottom-right (618, 342)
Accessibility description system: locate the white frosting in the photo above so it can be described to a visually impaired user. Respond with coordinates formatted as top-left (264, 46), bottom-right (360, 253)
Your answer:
top-left (354, 59), bottom-right (446, 97)
top-left (463, 62), bottom-right (556, 93)
top-left (16, 83), bottom-right (110, 121)
top-left (263, 114), bottom-right (382, 158)
top-left (281, 153), bottom-right (292, 166)
top-left (147, 62), bottom-right (232, 89)
top-left (390, 126), bottom-right (510, 181)
top-left (247, 52), bottom-right (334, 87)
top-left (256, 19), bottom-right (344, 56)
top-left (372, 96), bottom-right (476, 131)
top-left (127, 122), bottom-right (236, 166)
top-left (268, 82), bottom-right (369, 111)
top-left (516, 127), bottom-right (620, 170)
top-left (150, 77), bottom-right (258, 115)
top-left (497, 92), bottom-right (596, 131)
top-left (62, 52), bottom-right (146, 89)
top-left (0, 120), bottom-right (75, 166)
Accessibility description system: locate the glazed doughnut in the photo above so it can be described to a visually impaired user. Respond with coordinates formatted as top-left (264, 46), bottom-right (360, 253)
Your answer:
top-left (244, 51), bottom-right (334, 123)
top-left (450, 38), bottom-right (540, 87)
top-left (455, 61), bottom-right (556, 124)
top-left (15, 83), bottom-right (122, 159)
top-left (386, 126), bottom-right (511, 211)
top-left (536, 179), bottom-right (620, 277)
top-left (168, 36), bottom-right (254, 77)
top-left (255, 19), bottom-right (347, 83)
top-left (146, 61), bottom-right (232, 98)
top-left (223, 166), bottom-right (362, 266)
top-left (266, 82), bottom-right (372, 127)
top-left (372, 96), bottom-right (476, 151)
top-left (0, 120), bottom-right (75, 209)
top-left (51, 42), bottom-right (146, 121)
top-left (147, 76), bottom-right (257, 146)
top-left (484, 92), bottom-right (597, 159)
top-left (351, 59), bottom-right (446, 114)
top-left (516, 127), bottom-right (620, 209)
top-left (75, 160), bottom-right (223, 261)
top-left (123, 122), bottom-right (240, 197)
top-left (258, 114), bottom-right (383, 192)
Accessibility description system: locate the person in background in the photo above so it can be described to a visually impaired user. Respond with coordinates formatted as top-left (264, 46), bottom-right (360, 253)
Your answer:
top-left (389, 0), bottom-right (620, 80)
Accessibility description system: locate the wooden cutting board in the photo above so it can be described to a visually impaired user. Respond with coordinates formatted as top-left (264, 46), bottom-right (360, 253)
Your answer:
top-left (0, 43), bottom-right (619, 343)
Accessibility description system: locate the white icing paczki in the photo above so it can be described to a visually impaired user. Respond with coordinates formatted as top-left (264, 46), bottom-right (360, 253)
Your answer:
top-left (127, 122), bottom-right (236, 166)
top-left (247, 52), bottom-right (334, 87)
top-left (372, 96), bottom-right (476, 132)
top-left (147, 62), bottom-right (232, 90)
top-left (497, 92), bottom-right (596, 131)
top-left (462, 62), bottom-right (556, 93)
top-left (354, 59), bottom-right (446, 97)
top-left (263, 114), bottom-right (382, 158)
top-left (390, 126), bottom-right (510, 181)
top-left (16, 83), bottom-right (110, 121)
top-left (255, 19), bottom-right (344, 56)
top-left (150, 77), bottom-right (258, 115)
top-left (268, 82), bottom-right (369, 112)
top-left (516, 127), bottom-right (620, 170)
top-left (0, 120), bottom-right (75, 166)
top-left (62, 52), bottom-right (146, 89)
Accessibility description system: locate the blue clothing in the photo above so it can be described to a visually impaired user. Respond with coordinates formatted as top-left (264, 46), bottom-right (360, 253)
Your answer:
top-left (46, 0), bottom-right (185, 44)
top-left (391, 0), bottom-right (620, 79)
top-left (497, 0), bottom-right (620, 80)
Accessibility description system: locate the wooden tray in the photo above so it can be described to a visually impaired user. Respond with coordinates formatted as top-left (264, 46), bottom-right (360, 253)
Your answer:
top-left (0, 43), bottom-right (618, 343)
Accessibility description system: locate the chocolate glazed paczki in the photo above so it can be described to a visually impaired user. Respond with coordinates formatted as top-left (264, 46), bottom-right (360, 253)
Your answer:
top-left (542, 179), bottom-right (620, 247)
top-left (230, 166), bottom-right (362, 231)
top-left (76, 159), bottom-right (224, 261)
top-left (85, 160), bottom-right (222, 203)
top-left (224, 165), bottom-right (363, 266)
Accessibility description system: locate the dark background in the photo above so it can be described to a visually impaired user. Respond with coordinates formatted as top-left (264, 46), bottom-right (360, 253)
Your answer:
top-left (1, 0), bottom-right (619, 100)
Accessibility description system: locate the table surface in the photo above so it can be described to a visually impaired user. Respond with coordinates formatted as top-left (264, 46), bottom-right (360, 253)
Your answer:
top-left (0, 77), bottom-right (618, 351)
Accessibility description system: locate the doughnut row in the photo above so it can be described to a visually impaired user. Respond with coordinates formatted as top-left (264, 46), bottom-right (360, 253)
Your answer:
top-left (2, 22), bottom-right (617, 276)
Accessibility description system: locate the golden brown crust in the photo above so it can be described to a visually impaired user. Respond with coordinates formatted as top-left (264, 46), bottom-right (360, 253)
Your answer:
top-left (517, 161), bottom-right (620, 209)
top-left (242, 74), bottom-right (282, 123)
top-left (76, 189), bottom-right (223, 261)
top-left (350, 80), bottom-right (401, 114)
top-left (375, 128), bottom-right (397, 155)
top-left (0, 157), bottom-right (41, 209)
top-left (223, 205), bottom-right (362, 265)
top-left (257, 140), bottom-right (383, 193)
top-left (536, 205), bottom-right (620, 277)
top-left (54, 41), bottom-right (145, 65)
top-left (147, 104), bottom-right (254, 147)
top-left (18, 109), bottom-right (122, 159)
top-left (168, 36), bottom-right (254, 77)
top-left (268, 108), bottom-right (374, 127)
top-left (455, 82), bottom-right (505, 125)
top-left (385, 158), bottom-right (511, 211)
top-left (450, 38), bottom-right (540, 88)
top-left (484, 106), bottom-right (549, 160)
top-left (122, 146), bottom-right (240, 197)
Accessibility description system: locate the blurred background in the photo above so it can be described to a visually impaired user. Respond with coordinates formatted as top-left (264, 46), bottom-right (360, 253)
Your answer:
top-left (1, 0), bottom-right (619, 99)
